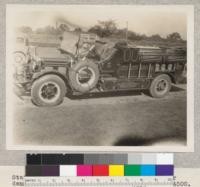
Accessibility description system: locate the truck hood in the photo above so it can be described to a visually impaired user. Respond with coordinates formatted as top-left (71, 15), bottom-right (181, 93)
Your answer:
top-left (34, 47), bottom-right (72, 64)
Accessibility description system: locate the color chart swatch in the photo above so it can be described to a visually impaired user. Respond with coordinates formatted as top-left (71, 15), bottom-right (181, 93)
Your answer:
top-left (26, 153), bottom-right (174, 177)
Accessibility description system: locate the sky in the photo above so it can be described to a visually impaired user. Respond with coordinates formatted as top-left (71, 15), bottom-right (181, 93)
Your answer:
top-left (7, 5), bottom-right (189, 39)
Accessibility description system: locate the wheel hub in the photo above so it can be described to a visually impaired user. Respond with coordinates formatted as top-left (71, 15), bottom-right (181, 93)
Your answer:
top-left (41, 83), bottom-right (58, 100)
top-left (157, 80), bottom-right (167, 91)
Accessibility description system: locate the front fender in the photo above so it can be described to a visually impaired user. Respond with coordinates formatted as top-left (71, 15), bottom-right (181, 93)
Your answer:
top-left (32, 69), bottom-right (68, 84)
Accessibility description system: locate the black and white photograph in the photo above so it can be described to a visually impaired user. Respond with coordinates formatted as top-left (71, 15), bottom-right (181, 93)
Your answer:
top-left (6, 5), bottom-right (194, 151)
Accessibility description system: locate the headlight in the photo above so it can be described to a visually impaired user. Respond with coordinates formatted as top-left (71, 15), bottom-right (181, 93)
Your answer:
top-left (13, 51), bottom-right (26, 64)
top-left (31, 56), bottom-right (42, 72)
top-left (32, 55), bottom-right (41, 62)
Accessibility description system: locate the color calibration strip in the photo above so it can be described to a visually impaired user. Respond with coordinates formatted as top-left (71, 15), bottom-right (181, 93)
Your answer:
top-left (26, 164), bottom-right (174, 176)
top-left (26, 153), bottom-right (173, 177)
top-left (27, 153), bottom-right (173, 165)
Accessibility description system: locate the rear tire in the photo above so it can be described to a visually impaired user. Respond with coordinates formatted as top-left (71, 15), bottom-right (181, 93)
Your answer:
top-left (149, 74), bottom-right (171, 98)
top-left (68, 60), bottom-right (100, 93)
top-left (31, 75), bottom-right (66, 106)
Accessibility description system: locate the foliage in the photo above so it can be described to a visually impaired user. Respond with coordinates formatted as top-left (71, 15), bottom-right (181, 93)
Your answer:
top-left (127, 31), bottom-right (146, 41)
top-left (17, 20), bottom-right (185, 46)
top-left (89, 20), bottom-right (117, 37)
top-left (167, 32), bottom-right (183, 41)
top-left (88, 20), bottom-right (184, 43)
top-left (73, 27), bottom-right (82, 33)
top-left (148, 34), bottom-right (163, 41)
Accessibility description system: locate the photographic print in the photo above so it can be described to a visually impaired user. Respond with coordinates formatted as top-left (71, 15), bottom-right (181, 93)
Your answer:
top-left (6, 5), bottom-right (194, 151)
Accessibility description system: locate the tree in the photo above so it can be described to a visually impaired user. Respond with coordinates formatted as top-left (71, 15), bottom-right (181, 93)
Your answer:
top-left (167, 32), bottom-right (182, 41)
top-left (88, 25), bottom-right (103, 36)
top-left (98, 20), bottom-right (117, 36)
top-left (128, 31), bottom-right (145, 41)
top-left (88, 20), bottom-right (117, 37)
top-left (149, 34), bottom-right (163, 41)
top-left (74, 27), bottom-right (82, 33)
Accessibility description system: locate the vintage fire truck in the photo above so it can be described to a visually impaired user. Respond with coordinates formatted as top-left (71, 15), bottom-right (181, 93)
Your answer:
top-left (13, 32), bottom-right (186, 106)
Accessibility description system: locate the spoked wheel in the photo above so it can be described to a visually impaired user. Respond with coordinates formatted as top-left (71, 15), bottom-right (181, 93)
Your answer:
top-left (31, 75), bottom-right (66, 106)
top-left (39, 82), bottom-right (61, 101)
top-left (149, 74), bottom-right (172, 98)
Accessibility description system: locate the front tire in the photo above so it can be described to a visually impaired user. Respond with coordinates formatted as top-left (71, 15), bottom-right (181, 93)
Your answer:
top-left (149, 74), bottom-right (172, 98)
top-left (31, 75), bottom-right (66, 106)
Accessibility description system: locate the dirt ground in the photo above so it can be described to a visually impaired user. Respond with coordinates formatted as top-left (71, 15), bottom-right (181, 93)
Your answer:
top-left (12, 84), bottom-right (186, 147)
